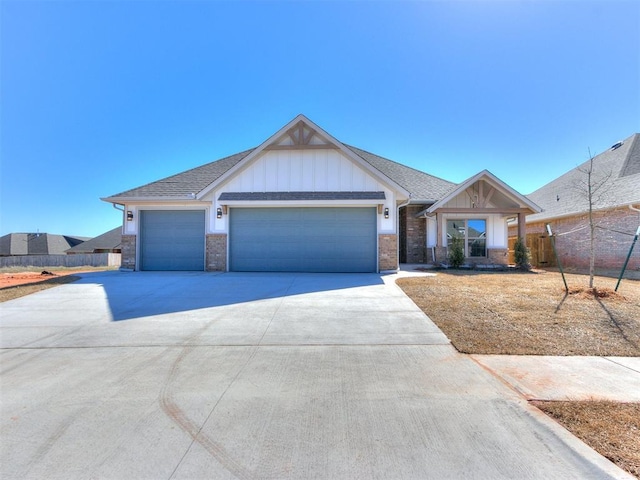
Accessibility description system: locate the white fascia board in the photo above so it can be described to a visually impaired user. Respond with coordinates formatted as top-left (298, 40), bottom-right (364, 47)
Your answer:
top-left (196, 114), bottom-right (411, 201)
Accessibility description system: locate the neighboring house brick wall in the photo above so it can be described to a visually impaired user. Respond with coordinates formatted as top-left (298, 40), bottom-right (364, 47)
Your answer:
top-left (206, 234), bottom-right (227, 271)
top-left (525, 207), bottom-right (640, 271)
top-left (402, 205), bottom-right (427, 263)
top-left (378, 234), bottom-right (398, 271)
top-left (121, 235), bottom-right (136, 270)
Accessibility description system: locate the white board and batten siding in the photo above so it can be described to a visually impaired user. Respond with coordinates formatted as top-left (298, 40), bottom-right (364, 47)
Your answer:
top-left (205, 148), bottom-right (397, 234)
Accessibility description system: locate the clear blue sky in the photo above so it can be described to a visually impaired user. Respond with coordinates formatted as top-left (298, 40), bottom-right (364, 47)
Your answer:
top-left (2, 0), bottom-right (639, 237)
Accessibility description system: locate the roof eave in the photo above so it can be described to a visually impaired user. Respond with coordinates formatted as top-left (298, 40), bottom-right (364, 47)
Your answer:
top-left (101, 196), bottom-right (202, 204)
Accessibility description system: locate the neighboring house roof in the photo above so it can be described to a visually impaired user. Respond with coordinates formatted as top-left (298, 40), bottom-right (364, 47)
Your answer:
top-left (102, 116), bottom-right (455, 204)
top-left (65, 227), bottom-right (122, 253)
top-left (526, 133), bottom-right (640, 223)
top-left (0, 233), bottom-right (89, 256)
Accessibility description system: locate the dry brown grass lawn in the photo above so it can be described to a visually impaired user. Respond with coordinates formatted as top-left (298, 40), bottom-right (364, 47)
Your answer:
top-left (531, 400), bottom-right (640, 478)
top-left (397, 270), bottom-right (640, 356)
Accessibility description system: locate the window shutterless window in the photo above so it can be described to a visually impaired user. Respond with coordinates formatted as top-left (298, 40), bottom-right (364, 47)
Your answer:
top-left (446, 219), bottom-right (486, 257)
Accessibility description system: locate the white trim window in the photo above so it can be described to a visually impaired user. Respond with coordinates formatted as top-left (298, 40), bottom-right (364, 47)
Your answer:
top-left (447, 219), bottom-right (487, 257)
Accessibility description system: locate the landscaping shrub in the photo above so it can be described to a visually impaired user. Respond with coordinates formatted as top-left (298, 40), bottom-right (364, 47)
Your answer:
top-left (448, 237), bottom-right (465, 268)
top-left (514, 237), bottom-right (531, 270)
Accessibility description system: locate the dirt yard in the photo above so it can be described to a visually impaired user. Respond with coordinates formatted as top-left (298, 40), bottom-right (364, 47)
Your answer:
top-left (397, 270), bottom-right (640, 356)
top-left (0, 267), bottom-right (112, 302)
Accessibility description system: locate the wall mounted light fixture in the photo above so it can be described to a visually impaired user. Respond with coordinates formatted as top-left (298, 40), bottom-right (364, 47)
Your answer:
top-left (126, 210), bottom-right (134, 221)
top-left (216, 207), bottom-right (223, 219)
top-left (384, 207), bottom-right (389, 219)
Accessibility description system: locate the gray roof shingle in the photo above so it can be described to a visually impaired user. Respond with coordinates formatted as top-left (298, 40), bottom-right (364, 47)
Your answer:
top-left (345, 145), bottom-right (456, 201)
top-left (526, 133), bottom-right (640, 223)
top-left (104, 140), bottom-right (456, 203)
top-left (105, 149), bottom-right (254, 200)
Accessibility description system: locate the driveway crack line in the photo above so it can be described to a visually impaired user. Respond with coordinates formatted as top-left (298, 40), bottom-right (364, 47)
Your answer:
top-left (604, 357), bottom-right (640, 374)
top-left (163, 296), bottom-right (298, 480)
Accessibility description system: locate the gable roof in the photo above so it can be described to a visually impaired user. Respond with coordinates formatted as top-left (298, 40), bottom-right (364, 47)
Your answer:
top-left (65, 227), bottom-right (122, 253)
top-left (102, 115), bottom-right (454, 204)
top-left (0, 233), bottom-right (89, 256)
top-left (419, 170), bottom-right (541, 216)
top-left (194, 114), bottom-right (413, 200)
top-left (526, 133), bottom-right (640, 223)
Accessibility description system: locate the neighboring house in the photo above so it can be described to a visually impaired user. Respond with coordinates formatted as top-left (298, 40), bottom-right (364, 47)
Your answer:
top-left (65, 227), bottom-right (122, 254)
top-left (519, 133), bottom-right (640, 271)
top-left (102, 115), bottom-right (540, 272)
top-left (0, 233), bottom-right (89, 256)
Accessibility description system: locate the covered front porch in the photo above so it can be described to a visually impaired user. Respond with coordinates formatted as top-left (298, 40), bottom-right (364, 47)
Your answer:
top-left (399, 170), bottom-right (541, 267)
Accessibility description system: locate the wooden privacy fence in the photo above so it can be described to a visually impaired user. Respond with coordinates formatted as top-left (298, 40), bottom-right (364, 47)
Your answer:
top-left (508, 234), bottom-right (556, 268)
top-left (0, 253), bottom-right (121, 268)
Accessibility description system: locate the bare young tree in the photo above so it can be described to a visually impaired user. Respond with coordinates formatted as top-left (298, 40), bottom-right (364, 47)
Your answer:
top-left (574, 148), bottom-right (613, 288)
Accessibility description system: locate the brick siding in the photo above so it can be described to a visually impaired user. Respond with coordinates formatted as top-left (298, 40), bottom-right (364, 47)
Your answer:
top-left (378, 234), bottom-right (398, 271)
top-left (206, 234), bottom-right (227, 271)
top-left (521, 207), bottom-right (640, 271)
top-left (487, 248), bottom-right (509, 265)
top-left (401, 205), bottom-right (427, 263)
top-left (121, 235), bottom-right (136, 270)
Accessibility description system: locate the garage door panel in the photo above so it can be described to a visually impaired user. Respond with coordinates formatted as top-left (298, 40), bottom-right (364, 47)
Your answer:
top-left (230, 207), bottom-right (376, 272)
top-left (140, 210), bottom-right (205, 271)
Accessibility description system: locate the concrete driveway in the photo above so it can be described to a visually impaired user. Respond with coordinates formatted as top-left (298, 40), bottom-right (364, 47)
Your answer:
top-left (0, 271), bottom-right (631, 479)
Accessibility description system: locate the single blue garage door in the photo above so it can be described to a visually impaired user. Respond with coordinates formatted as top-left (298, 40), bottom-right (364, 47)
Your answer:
top-left (229, 207), bottom-right (377, 272)
top-left (140, 210), bottom-right (205, 271)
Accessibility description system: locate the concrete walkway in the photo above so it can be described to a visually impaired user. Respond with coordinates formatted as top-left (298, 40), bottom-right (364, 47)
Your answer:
top-left (0, 271), bottom-right (634, 479)
top-left (472, 355), bottom-right (640, 402)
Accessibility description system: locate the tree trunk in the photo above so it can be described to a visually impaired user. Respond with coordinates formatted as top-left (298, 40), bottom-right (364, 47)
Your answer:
top-left (587, 156), bottom-right (595, 288)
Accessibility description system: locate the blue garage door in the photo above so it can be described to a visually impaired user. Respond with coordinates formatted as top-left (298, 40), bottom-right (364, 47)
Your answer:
top-left (140, 210), bottom-right (205, 271)
top-left (229, 207), bottom-right (377, 272)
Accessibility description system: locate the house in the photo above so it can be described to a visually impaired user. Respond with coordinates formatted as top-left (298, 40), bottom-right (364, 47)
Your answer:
top-left (0, 233), bottom-right (89, 256)
top-left (520, 133), bottom-right (640, 271)
top-left (102, 115), bottom-right (540, 272)
top-left (65, 227), bottom-right (122, 254)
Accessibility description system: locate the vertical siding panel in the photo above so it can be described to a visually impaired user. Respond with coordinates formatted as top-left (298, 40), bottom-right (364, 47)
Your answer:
top-left (266, 153), bottom-right (278, 190)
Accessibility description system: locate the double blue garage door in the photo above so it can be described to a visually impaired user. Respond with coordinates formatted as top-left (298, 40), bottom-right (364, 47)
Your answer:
top-left (140, 208), bottom-right (377, 272)
top-left (229, 207), bottom-right (377, 273)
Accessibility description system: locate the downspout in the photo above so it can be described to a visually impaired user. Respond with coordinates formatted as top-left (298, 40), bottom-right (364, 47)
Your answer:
top-left (112, 203), bottom-right (125, 232)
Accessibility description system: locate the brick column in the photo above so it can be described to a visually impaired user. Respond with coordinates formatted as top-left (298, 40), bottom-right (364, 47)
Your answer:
top-left (487, 248), bottom-right (509, 265)
top-left (434, 246), bottom-right (447, 264)
top-left (121, 235), bottom-right (136, 270)
top-left (206, 234), bottom-right (227, 271)
top-left (378, 234), bottom-right (398, 271)
top-left (404, 205), bottom-right (426, 263)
